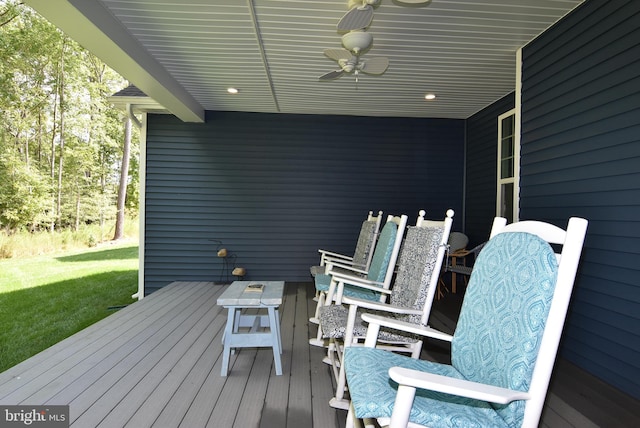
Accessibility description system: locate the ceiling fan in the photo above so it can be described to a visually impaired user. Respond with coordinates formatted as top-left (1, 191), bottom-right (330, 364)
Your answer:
top-left (318, 31), bottom-right (389, 82)
top-left (338, 0), bottom-right (432, 31)
top-left (318, 49), bottom-right (389, 82)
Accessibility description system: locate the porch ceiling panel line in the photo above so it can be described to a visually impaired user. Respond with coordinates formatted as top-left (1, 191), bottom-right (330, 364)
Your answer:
top-left (24, 0), bottom-right (205, 123)
top-left (248, 0), bottom-right (280, 112)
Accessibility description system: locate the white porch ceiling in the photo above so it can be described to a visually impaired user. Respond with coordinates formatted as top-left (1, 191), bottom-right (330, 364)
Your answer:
top-left (25, 0), bottom-right (584, 122)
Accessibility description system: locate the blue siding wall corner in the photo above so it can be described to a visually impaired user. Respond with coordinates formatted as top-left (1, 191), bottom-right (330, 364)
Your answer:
top-left (521, 0), bottom-right (640, 399)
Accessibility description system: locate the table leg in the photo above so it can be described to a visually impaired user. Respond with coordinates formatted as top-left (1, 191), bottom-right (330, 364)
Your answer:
top-left (221, 307), bottom-right (236, 376)
top-left (451, 256), bottom-right (457, 294)
top-left (275, 308), bottom-right (282, 354)
top-left (268, 306), bottom-right (282, 375)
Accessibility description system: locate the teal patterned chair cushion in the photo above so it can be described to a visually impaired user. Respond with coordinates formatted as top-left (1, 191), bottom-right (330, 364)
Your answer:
top-left (314, 273), bottom-right (332, 292)
top-left (452, 232), bottom-right (558, 427)
top-left (344, 232), bottom-right (558, 428)
top-left (314, 220), bottom-right (397, 294)
top-left (344, 347), bottom-right (510, 427)
top-left (365, 220), bottom-right (398, 283)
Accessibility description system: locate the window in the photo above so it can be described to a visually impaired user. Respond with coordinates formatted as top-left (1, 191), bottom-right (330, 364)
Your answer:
top-left (497, 109), bottom-right (518, 223)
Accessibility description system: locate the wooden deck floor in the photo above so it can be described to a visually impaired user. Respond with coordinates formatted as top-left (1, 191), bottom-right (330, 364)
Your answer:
top-left (0, 281), bottom-right (346, 428)
top-left (1, 281), bottom-right (638, 428)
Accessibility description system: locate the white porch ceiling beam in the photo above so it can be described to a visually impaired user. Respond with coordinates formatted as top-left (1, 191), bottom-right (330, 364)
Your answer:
top-left (24, 0), bottom-right (205, 123)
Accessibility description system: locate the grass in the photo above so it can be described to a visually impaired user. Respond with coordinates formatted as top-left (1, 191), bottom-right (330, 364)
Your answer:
top-left (0, 241), bottom-right (138, 373)
top-left (0, 220), bottom-right (139, 259)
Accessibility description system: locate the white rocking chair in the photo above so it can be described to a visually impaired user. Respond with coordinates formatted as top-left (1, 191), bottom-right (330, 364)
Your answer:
top-left (309, 213), bottom-right (408, 346)
top-left (318, 209), bottom-right (454, 409)
top-left (310, 210), bottom-right (383, 278)
top-left (343, 216), bottom-right (588, 428)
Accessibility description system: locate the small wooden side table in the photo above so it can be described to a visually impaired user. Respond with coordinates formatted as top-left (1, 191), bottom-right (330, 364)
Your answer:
top-left (217, 281), bottom-right (285, 376)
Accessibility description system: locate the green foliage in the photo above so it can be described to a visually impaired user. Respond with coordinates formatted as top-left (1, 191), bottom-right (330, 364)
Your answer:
top-left (0, 216), bottom-right (138, 258)
top-left (0, 146), bottom-right (51, 231)
top-left (0, 1), bottom-right (139, 233)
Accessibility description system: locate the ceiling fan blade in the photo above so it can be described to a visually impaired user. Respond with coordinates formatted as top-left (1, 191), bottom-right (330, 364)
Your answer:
top-left (319, 70), bottom-right (346, 81)
top-left (360, 57), bottom-right (389, 75)
top-left (337, 5), bottom-right (374, 31)
top-left (324, 48), bottom-right (352, 62)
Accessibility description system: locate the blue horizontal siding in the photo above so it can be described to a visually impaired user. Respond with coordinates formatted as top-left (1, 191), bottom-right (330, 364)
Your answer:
top-left (144, 112), bottom-right (464, 293)
top-left (521, 0), bottom-right (640, 398)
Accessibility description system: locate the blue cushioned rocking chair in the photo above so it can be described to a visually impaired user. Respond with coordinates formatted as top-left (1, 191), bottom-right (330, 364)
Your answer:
top-left (343, 217), bottom-right (588, 428)
top-left (310, 210), bottom-right (383, 278)
top-left (319, 209), bottom-right (454, 410)
top-left (309, 214), bottom-right (408, 347)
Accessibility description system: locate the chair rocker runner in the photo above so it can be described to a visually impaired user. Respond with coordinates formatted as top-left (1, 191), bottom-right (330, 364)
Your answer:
top-left (310, 210), bottom-right (383, 278)
top-left (309, 213), bottom-right (408, 346)
top-left (318, 209), bottom-right (454, 410)
top-left (343, 216), bottom-right (588, 428)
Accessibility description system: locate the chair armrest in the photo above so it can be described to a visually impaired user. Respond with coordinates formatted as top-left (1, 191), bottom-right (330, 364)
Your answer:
top-left (342, 296), bottom-right (421, 315)
top-left (331, 274), bottom-right (387, 304)
top-left (388, 367), bottom-right (531, 405)
top-left (326, 261), bottom-right (368, 276)
top-left (329, 271), bottom-right (381, 287)
top-left (323, 255), bottom-right (365, 270)
top-left (323, 272), bottom-right (384, 304)
top-left (318, 249), bottom-right (354, 262)
top-left (360, 313), bottom-right (453, 343)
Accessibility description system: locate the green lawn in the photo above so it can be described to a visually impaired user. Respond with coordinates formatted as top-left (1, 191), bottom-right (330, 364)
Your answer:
top-left (0, 242), bottom-right (138, 373)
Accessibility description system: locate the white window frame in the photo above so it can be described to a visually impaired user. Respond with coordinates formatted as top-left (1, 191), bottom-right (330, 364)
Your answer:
top-left (497, 109), bottom-right (518, 223)
top-left (495, 49), bottom-right (522, 223)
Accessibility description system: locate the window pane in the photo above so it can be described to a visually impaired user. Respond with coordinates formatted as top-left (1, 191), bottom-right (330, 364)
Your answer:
top-left (501, 158), bottom-right (513, 179)
top-left (501, 137), bottom-right (513, 157)
top-left (500, 182), bottom-right (514, 223)
top-left (502, 115), bottom-right (514, 136)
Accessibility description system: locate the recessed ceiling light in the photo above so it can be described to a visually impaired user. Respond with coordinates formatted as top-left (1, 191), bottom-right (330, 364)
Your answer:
top-left (227, 87), bottom-right (239, 94)
top-left (425, 93), bottom-right (436, 100)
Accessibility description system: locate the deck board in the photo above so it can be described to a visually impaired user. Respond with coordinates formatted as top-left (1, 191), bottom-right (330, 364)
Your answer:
top-left (1, 281), bottom-right (635, 427)
top-left (259, 288), bottom-right (295, 428)
top-left (288, 286), bottom-right (314, 428)
top-left (72, 284), bottom-right (219, 426)
top-left (98, 290), bottom-right (223, 427)
top-left (0, 282), bottom-right (208, 406)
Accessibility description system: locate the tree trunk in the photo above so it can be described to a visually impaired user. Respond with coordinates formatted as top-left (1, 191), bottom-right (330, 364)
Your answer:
top-left (75, 188), bottom-right (80, 231)
top-left (56, 40), bottom-right (66, 230)
top-left (49, 51), bottom-right (59, 232)
top-left (113, 117), bottom-right (132, 240)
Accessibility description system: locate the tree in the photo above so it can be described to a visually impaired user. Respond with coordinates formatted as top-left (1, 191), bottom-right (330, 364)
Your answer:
top-left (113, 117), bottom-right (132, 240)
top-left (0, 141), bottom-right (50, 232)
top-left (0, 0), bottom-right (137, 237)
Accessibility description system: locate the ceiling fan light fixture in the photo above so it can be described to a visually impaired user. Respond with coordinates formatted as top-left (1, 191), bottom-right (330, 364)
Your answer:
top-left (227, 87), bottom-right (239, 94)
top-left (348, 0), bottom-right (380, 7)
top-left (396, 0), bottom-right (432, 4)
top-left (341, 31), bottom-right (373, 53)
top-left (425, 93), bottom-right (436, 100)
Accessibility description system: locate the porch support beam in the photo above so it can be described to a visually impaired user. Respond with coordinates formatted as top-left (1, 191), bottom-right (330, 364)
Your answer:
top-left (25, 0), bottom-right (205, 123)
